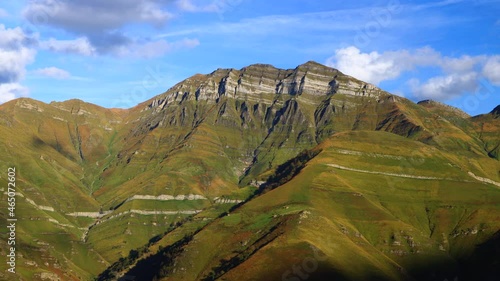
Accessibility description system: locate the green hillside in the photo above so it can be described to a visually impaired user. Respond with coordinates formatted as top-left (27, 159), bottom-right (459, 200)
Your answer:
top-left (0, 62), bottom-right (498, 281)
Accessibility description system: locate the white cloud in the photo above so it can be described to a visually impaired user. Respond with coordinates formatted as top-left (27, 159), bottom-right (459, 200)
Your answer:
top-left (440, 55), bottom-right (485, 74)
top-left (22, 1), bottom-right (201, 58)
top-left (33, 67), bottom-right (71, 79)
top-left (0, 25), bottom-right (36, 103)
top-left (326, 46), bottom-right (440, 84)
top-left (326, 47), bottom-right (397, 84)
top-left (483, 56), bottom-right (500, 85)
top-left (0, 47), bottom-right (36, 83)
top-left (23, 0), bottom-right (176, 56)
top-left (39, 37), bottom-right (95, 56)
top-left (0, 83), bottom-right (29, 103)
top-left (409, 72), bottom-right (478, 100)
top-left (0, 25), bottom-right (36, 83)
top-left (326, 46), bottom-right (499, 101)
top-left (38, 35), bottom-right (199, 58)
top-left (23, 0), bottom-right (172, 33)
top-left (0, 24), bottom-right (36, 50)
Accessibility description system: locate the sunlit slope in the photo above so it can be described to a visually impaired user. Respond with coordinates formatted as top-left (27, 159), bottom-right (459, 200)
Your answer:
top-left (0, 98), bottom-right (124, 280)
top-left (0, 61), bottom-right (498, 280)
top-left (118, 131), bottom-right (499, 281)
top-left (471, 105), bottom-right (500, 160)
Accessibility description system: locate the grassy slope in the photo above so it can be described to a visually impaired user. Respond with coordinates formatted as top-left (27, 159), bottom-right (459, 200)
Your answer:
top-left (2, 95), bottom-right (499, 280)
top-left (0, 65), bottom-right (498, 280)
top-left (0, 99), bottom-right (122, 280)
top-left (470, 111), bottom-right (500, 160)
top-left (116, 130), bottom-right (499, 281)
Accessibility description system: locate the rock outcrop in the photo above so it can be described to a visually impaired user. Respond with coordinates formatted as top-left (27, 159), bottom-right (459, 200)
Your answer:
top-left (144, 61), bottom-right (385, 112)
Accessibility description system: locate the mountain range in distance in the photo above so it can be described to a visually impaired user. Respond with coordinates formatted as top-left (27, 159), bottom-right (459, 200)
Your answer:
top-left (0, 61), bottom-right (499, 281)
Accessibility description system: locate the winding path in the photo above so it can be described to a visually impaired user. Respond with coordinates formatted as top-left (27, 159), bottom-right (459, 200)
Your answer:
top-left (326, 163), bottom-right (499, 186)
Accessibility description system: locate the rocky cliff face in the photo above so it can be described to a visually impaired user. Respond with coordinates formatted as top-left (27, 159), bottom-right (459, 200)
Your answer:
top-left (121, 61), bottom-right (396, 184)
top-left (143, 61), bottom-right (383, 111)
top-left (117, 61), bottom-right (495, 186)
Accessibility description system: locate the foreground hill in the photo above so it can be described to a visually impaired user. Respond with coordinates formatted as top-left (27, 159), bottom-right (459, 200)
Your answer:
top-left (0, 61), bottom-right (498, 280)
top-left (113, 131), bottom-right (499, 281)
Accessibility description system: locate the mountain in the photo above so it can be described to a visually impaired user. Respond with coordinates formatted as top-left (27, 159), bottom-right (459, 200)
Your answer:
top-left (491, 105), bottom-right (500, 116)
top-left (470, 104), bottom-right (500, 160)
top-left (0, 61), bottom-right (499, 281)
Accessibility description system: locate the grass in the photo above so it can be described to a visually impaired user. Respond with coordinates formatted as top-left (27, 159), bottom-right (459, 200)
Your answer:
top-left (113, 130), bottom-right (500, 280)
top-left (0, 68), bottom-right (498, 280)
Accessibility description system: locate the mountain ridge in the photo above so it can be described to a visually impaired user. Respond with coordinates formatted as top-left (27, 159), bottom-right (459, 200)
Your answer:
top-left (2, 60), bottom-right (496, 118)
top-left (0, 61), bottom-right (499, 281)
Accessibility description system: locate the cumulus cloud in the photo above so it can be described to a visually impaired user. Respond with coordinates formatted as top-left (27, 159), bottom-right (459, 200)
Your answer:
top-left (0, 25), bottom-right (36, 103)
top-left (409, 72), bottom-right (478, 100)
top-left (326, 46), bottom-right (440, 84)
top-left (0, 24), bottom-right (37, 50)
top-left (0, 83), bottom-right (29, 103)
top-left (483, 56), bottom-right (500, 85)
top-left (440, 55), bottom-right (484, 74)
top-left (326, 46), bottom-right (498, 101)
top-left (33, 67), bottom-right (71, 79)
top-left (23, 0), bottom-right (172, 33)
top-left (22, 0), bottom-right (186, 57)
top-left (39, 37), bottom-right (95, 56)
top-left (326, 47), bottom-right (394, 84)
top-left (0, 47), bottom-right (36, 83)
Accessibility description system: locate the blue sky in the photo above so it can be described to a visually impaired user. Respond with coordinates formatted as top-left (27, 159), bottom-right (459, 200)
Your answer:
top-left (0, 0), bottom-right (499, 115)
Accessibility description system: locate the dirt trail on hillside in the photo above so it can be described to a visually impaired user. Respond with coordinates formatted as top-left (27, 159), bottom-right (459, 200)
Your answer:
top-left (467, 172), bottom-right (500, 187)
top-left (326, 163), bottom-right (499, 187)
top-left (327, 164), bottom-right (448, 180)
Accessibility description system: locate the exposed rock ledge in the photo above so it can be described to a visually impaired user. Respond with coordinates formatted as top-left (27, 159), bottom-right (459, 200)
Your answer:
top-left (214, 197), bottom-right (244, 204)
top-left (144, 61), bottom-right (386, 112)
top-left (126, 194), bottom-right (207, 202)
top-left (26, 198), bottom-right (55, 212)
top-left (468, 172), bottom-right (500, 187)
top-left (66, 211), bottom-right (113, 218)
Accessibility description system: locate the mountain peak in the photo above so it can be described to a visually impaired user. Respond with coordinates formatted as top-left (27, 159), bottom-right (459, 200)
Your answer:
top-left (296, 60), bottom-right (340, 73)
top-left (242, 63), bottom-right (279, 70)
top-left (299, 60), bottom-right (325, 67)
top-left (51, 98), bottom-right (86, 105)
top-left (491, 105), bottom-right (500, 116)
top-left (417, 99), bottom-right (470, 119)
top-left (144, 61), bottom-right (387, 110)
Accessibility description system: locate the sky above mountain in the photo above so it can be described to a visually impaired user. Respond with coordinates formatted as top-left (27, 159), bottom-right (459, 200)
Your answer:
top-left (0, 0), bottom-right (499, 115)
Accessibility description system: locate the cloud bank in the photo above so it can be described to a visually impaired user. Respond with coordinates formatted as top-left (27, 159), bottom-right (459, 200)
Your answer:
top-left (327, 46), bottom-right (496, 101)
top-left (0, 25), bottom-right (35, 102)
top-left (22, 0), bottom-right (198, 57)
